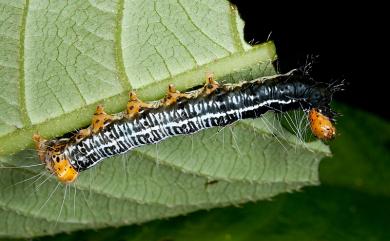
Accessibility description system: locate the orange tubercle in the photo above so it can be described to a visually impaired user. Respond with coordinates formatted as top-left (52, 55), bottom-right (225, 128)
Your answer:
top-left (308, 108), bottom-right (336, 141)
top-left (126, 91), bottom-right (153, 118)
top-left (163, 84), bottom-right (192, 106)
top-left (91, 105), bottom-right (113, 133)
top-left (52, 159), bottom-right (79, 183)
top-left (32, 134), bottom-right (46, 162)
top-left (203, 73), bottom-right (219, 95)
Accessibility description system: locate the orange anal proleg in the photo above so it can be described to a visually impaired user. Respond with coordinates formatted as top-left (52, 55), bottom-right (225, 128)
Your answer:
top-left (308, 108), bottom-right (336, 140)
top-left (52, 158), bottom-right (79, 183)
top-left (126, 91), bottom-right (153, 118)
top-left (91, 105), bottom-right (114, 133)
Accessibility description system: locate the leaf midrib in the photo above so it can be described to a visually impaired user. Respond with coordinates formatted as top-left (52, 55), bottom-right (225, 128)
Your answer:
top-left (228, 3), bottom-right (245, 52)
top-left (114, 0), bottom-right (131, 90)
top-left (0, 42), bottom-right (277, 155)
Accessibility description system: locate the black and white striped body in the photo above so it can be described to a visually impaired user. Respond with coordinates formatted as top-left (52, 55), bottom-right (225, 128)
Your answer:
top-left (65, 73), bottom-right (332, 171)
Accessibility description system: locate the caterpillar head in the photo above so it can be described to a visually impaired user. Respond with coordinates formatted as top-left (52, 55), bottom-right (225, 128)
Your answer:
top-left (303, 85), bottom-right (336, 140)
top-left (305, 77), bottom-right (344, 141)
top-left (33, 134), bottom-right (78, 183)
top-left (308, 108), bottom-right (336, 140)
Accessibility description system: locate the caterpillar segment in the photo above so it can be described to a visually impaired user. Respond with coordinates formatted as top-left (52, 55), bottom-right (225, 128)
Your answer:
top-left (126, 91), bottom-right (154, 118)
top-left (74, 105), bottom-right (118, 143)
top-left (31, 70), bottom-right (340, 184)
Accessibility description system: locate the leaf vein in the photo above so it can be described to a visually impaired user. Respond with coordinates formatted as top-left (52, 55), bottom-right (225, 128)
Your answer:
top-left (115, 0), bottom-right (131, 90)
top-left (153, 0), bottom-right (198, 66)
top-left (177, 0), bottom-right (231, 53)
top-left (18, 0), bottom-right (32, 126)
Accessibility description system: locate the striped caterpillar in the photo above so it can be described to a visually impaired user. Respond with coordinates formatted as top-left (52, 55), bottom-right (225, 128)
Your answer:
top-left (33, 69), bottom-right (340, 183)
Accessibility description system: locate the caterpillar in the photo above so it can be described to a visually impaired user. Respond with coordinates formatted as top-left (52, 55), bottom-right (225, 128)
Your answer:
top-left (33, 69), bottom-right (340, 183)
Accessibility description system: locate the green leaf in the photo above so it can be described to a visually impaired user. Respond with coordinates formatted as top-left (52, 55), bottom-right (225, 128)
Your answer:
top-left (0, 114), bottom-right (330, 238)
top-left (321, 104), bottom-right (390, 196)
top-left (32, 105), bottom-right (390, 241)
top-left (0, 0), bottom-right (277, 155)
top-left (42, 187), bottom-right (388, 241)
top-left (0, 0), bottom-right (330, 238)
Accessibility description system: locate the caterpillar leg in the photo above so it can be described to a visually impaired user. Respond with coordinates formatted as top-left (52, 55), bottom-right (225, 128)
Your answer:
top-left (92, 105), bottom-right (114, 133)
top-left (126, 91), bottom-right (153, 118)
top-left (203, 73), bottom-right (219, 95)
top-left (163, 84), bottom-right (192, 106)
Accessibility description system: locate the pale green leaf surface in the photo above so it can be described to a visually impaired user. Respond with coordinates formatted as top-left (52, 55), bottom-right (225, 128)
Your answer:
top-left (38, 104), bottom-right (390, 241)
top-left (0, 0), bottom-right (25, 136)
top-left (0, 0), bottom-right (330, 238)
top-left (0, 0), bottom-right (277, 155)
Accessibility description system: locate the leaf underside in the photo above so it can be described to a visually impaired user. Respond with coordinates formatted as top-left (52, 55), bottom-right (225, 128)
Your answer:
top-left (39, 104), bottom-right (390, 241)
top-left (0, 0), bottom-right (330, 238)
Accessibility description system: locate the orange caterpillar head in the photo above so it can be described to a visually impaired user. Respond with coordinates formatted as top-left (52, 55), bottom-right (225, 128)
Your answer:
top-left (308, 108), bottom-right (336, 141)
top-left (33, 134), bottom-right (78, 183)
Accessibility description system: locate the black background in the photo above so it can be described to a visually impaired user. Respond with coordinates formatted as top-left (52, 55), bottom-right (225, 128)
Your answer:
top-left (230, 1), bottom-right (387, 119)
